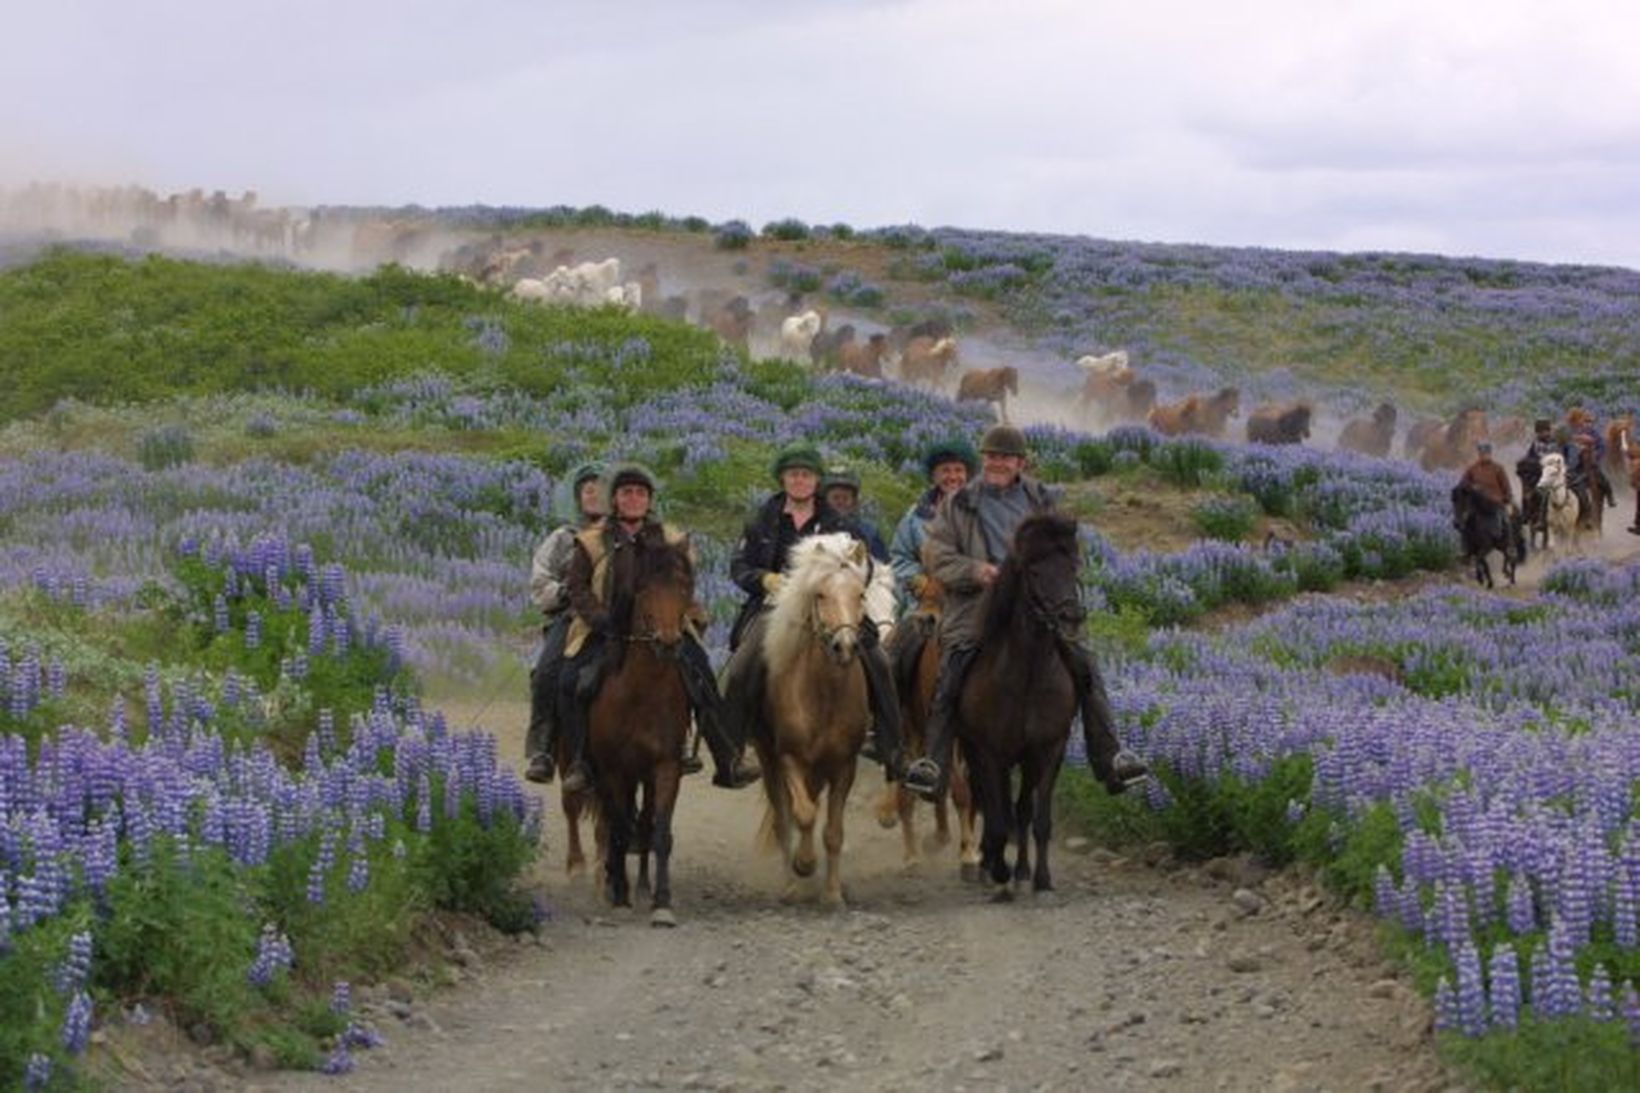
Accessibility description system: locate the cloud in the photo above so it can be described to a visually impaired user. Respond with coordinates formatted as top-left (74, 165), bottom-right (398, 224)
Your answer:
top-left (3, 0), bottom-right (1638, 265)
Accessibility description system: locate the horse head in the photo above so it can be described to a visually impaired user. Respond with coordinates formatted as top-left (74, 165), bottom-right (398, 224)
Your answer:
top-left (622, 537), bottom-right (695, 658)
top-left (986, 515), bottom-right (1083, 640)
top-left (1539, 452), bottom-right (1568, 490)
top-left (769, 534), bottom-right (869, 669)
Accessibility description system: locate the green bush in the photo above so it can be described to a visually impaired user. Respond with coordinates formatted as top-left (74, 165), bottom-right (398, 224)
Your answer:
top-left (1192, 496), bottom-right (1258, 542)
top-left (1154, 439), bottom-right (1224, 488)
top-left (1073, 440), bottom-right (1115, 477)
top-left (137, 424), bottom-right (196, 470)
top-left (762, 218), bottom-right (811, 241)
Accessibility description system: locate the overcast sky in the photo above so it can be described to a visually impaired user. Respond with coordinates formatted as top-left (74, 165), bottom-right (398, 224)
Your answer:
top-left (4, 0), bottom-right (1639, 267)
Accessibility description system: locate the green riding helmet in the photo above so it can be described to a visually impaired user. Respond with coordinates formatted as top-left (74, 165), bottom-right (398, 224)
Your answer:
top-left (771, 443), bottom-right (824, 480)
top-left (922, 438), bottom-right (980, 478)
top-left (978, 424), bottom-right (1028, 458)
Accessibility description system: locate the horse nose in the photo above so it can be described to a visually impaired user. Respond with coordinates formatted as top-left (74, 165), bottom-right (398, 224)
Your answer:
top-left (830, 633), bottom-right (858, 662)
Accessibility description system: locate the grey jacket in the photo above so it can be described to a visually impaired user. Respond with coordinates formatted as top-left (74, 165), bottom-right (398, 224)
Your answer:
top-left (924, 474), bottom-right (1057, 648)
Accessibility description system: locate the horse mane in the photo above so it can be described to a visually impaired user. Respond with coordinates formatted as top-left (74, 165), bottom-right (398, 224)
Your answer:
top-left (605, 528), bottom-right (693, 668)
top-left (764, 533), bottom-right (868, 676)
top-left (978, 514), bottom-right (1079, 647)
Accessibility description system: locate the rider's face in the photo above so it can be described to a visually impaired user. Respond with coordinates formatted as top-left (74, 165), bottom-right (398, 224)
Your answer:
top-left (578, 479), bottom-right (606, 518)
top-left (980, 451), bottom-right (1025, 487)
top-left (613, 484), bottom-right (651, 521)
top-left (824, 486), bottom-right (857, 515)
top-left (932, 460), bottom-right (969, 496)
top-left (782, 468), bottom-right (819, 502)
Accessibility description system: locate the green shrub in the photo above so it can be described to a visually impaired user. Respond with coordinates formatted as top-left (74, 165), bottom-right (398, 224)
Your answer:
top-left (1073, 440), bottom-right (1115, 477)
top-left (1192, 496), bottom-right (1258, 542)
top-left (137, 424), bottom-right (196, 470)
top-left (762, 218), bottom-right (811, 241)
top-left (1154, 439), bottom-right (1224, 488)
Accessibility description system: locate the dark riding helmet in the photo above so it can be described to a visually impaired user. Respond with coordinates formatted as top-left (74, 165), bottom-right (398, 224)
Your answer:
top-left (606, 462), bottom-right (659, 495)
top-left (1533, 418), bottom-right (1552, 432)
top-left (820, 466), bottom-right (861, 495)
top-left (922, 437), bottom-right (980, 479)
top-left (571, 462), bottom-right (606, 491)
top-left (979, 424), bottom-right (1028, 458)
top-left (771, 443), bottom-right (824, 480)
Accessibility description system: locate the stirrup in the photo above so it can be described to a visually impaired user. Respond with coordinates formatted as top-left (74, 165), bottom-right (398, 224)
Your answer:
top-left (560, 760), bottom-right (593, 795)
top-left (525, 753), bottom-right (555, 785)
top-left (680, 753), bottom-right (704, 776)
top-left (712, 755), bottom-right (760, 789)
top-left (903, 758), bottom-right (943, 802)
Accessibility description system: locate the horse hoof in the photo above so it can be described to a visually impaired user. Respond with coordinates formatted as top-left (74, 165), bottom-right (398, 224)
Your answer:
top-left (792, 856), bottom-right (817, 879)
top-left (960, 862), bottom-right (982, 884)
top-left (877, 813), bottom-right (898, 830)
top-left (650, 908), bottom-right (677, 929)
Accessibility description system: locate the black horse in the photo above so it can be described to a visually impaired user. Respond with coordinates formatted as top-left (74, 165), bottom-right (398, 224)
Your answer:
top-left (1452, 483), bottom-right (1524, 588)
top-left (956, 513), bottom-right (1084, 896)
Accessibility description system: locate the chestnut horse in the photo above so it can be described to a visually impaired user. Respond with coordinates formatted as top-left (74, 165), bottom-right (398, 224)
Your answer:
top-left (753, 534), bottom-right (873, 907)
top-left (586, 536), bottom-right (697, 924)
top-left (956, 366), bottom-right (1019, 423)
top-left (874, 581), bottom-right (980, 873)
top-left (958, 513), bottom-right (1083, 898)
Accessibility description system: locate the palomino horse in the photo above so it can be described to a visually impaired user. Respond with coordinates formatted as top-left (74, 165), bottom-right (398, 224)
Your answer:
top-left (955, 366), bottom-right (1019, 423)
top-left (1536, 453), bottom-right (1583, 557)
top-left (957, 513), bottom-right (1083, 898)
top-left (586, 536), bottom-right (697, 925)
top-left (752, 534), bottom-right (873, 907)
top-left (874, 582), bottom-right (980, 874)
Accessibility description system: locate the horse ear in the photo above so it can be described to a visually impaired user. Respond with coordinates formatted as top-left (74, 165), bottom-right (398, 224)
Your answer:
top-left (849, 540), bottom-right (867, 567)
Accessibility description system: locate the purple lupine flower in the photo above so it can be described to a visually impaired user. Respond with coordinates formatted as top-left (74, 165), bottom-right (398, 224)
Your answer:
top-left (347, 845), bottom-right (369, 894)
top-left (23, 1053), bottom-right (51, 1091)
top-left (320, 1044), bottom-right (354, 1075)
top-left (213, 593), bottom-right (230, 633)
top-left (331, 980), bottom-right (352, 1016)
top-left (1455, 942), bottom-right (1487, 1037)
top-left (248, 924), bottom-right (294, 987)
top-left (1505, 872), bottom-right (1536, 936)
top-left (1585, 964), bottom-right (1616, 1022)
top-left (343, 1021), bottom-right (384, 1049)
top-left (1622, 982), bottom-right (1640, 1047)
top-left (61, 989), bottom-right (93, 1054)
top-left (245, 610), bottom-right (261, 650)
top-left (307, 830), bottom-right (336, 905)
top-left (1373, 865), bottom-right (1398, 920)
top-left (1537, 919), bottom-right (1582, 1019)
top-left (54, 930), bottom-right (94, 994)
top-left (1487, 943), bottom-right (1521, 1030)
top-left (1434, 976), bottom-right (1458, 1033)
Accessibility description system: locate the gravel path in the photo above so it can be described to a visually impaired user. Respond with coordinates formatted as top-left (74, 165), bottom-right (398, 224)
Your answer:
top-left (248, 700), bottom-right (1450, 1093)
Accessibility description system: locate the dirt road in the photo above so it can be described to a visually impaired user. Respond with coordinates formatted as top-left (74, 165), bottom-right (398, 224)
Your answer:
top-left (255, 700), bottom-right (1449, 1093)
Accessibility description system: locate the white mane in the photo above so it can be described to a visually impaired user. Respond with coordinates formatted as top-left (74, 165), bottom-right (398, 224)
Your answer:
top-left (1539, 452), bottom-right (1567, 491)
top-left (764, 533), bottom-right (869, 675)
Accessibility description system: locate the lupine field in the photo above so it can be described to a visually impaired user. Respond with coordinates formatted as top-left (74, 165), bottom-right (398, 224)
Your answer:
top-left (0, 234), bottom-right (1637, 1088)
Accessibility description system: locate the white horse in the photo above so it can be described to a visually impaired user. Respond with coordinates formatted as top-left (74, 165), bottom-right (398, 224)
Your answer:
top-left (1537, 452), bottom-right (1583, 556)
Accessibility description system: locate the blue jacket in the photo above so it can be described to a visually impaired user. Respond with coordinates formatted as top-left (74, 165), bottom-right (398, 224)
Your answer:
top-left (889, 487), bottom-right (942, 614)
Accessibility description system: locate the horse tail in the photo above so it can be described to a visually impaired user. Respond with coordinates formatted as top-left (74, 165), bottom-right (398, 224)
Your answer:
top-left (756, 768), bottom-right (789, 856)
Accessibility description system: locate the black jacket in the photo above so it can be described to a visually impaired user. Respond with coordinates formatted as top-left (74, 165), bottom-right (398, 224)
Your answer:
top-left (729, 493), bottom-right (864, 647)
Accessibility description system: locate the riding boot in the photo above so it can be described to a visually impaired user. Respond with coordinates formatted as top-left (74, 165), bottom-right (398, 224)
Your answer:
top-left (525, 618), bottom-right (569, 783)
top-left (1055, 637), bottom-right (1148, 795)
top-left (679, 638), bottom-right (759, 788)
top-left (857, 625), bottom-right (904, 778)
top-left (1600, 470), bottom-right (1616, 507)
top-left (558, 642), bottom-right (604, 796)
top-left (902, 645), bottom-right (978, 802)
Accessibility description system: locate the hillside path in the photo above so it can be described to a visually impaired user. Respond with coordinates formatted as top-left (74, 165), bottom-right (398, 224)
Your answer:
top-left (246, 699), bottom-right (1451, 1093)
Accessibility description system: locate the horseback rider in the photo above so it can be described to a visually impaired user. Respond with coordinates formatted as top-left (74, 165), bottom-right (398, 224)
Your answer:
top-left (557, 463), bottom-right (760, 794)
top-left (1515, 419), bottom-right (1557, 532)
top-left (901, 424), bottom-right (1148, 801)
top-left (524, 462), bottom-right (604, 784)
top-left (1565, 407), bottom-right (1617, 513)
top-left (820, 466), bottom-right (890, 562)
top-left (889, 438), bottom-right (979, 615)
top-left (1457, 440), bottom-right (1514, 540)
top-left (721, 443), bottom-right (903, 777)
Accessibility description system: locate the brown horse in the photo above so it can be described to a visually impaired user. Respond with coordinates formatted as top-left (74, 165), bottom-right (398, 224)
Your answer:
top-left (1605, 415), bottom-right (1635, 480)
top-left (956, 366), bottom-right (1019, 423)
top-left (1418, 409), bottom-right (1488, 471)
top-left (900, 336), bottom-right (959, 390)
top-left (753, 534), bottom-right (873, 907)
top-left (586, 536), bottom-right (697, 924)
top-left (1148, 387), bottom-right (1239, 438)
top-left (873, 581), bottom-right (980, 873)
top-left (1573, 441), bottom-right (1608, 537)
top-left (837, 333), bottom-right (891, 379)
top-left (957, 513), bottom-right (1083, 897)
top-left (1338, 402), bottom-right (1397, 457)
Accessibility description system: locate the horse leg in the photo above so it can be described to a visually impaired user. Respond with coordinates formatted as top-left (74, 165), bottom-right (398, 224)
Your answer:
top-left (822, 762), bottom-right (856, 909)
top-left (603, 782), bottom-right (632, 908)
top-left (898, 784), bottom-right (920, 866)
top-left (562, 793), bottom-right (586, 878)
top-left (1013, 759), bottom-right (1035, 889)
top-left (650, 763), bottom-right (680, 927)
top-left (955, 756), bottom-right (982, 881)
top-left (874, 780), bottom-right (900, 829)
top-left (1032, 753), bottom-right (1062, 893)
top-left (926, 793), bottom-right (951, 855)
top-left (634, 781), bottom-right (654, 902)
top-left (975, 755), bottom-right (1013, 893)
top-left (783, 757), bottom-right (819, 880)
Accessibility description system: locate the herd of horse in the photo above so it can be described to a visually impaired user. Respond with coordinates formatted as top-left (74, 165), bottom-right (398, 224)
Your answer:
top-left (553, 520), bottom-right (1085, 923)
